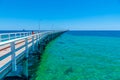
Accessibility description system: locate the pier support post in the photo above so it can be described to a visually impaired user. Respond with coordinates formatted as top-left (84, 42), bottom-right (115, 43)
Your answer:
top-left (22, 58), bottom-right (28, 79)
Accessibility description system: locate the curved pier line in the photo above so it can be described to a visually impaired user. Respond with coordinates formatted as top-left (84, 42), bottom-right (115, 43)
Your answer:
top-left (0, 30), bottom-right (67, 79)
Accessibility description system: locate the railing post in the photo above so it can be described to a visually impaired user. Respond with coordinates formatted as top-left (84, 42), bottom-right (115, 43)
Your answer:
top-left (26, 33), bottom-right (28, 36)
top-left (20, 33), bottom-right (22, 38)
top-left (37, 33), bottom-right (40, 45)
top-left (39, 33), bottom-right (41, 40)
top-left (0, 34), bottom-right (1, 42)
top-left (27, 32), bottom-right (29, 36)
top-left (36, 34), bottom-right (39, 43)
top-left (32, 35), bottom-right (35, 51)
top-left (8, 34), bottom-right (11, 40)
top-left (25, 38), bottom-right (29, 57)
top-left (22, 38), bottom-right (29, 78)
top-left (10, 41), bottom-right (17, 71)
top-left (25, 33), bottom-right (26, 36)
top-left (36, 33), bottom-right (39, 50)
top-left (15, 33), bottom-right (17, 39)
top-left (29, 32), bottom-right (31, 36)
top-left (24, 33), bottom-right (26, 37)
top-left (21, 33), bottom-right (23, 37)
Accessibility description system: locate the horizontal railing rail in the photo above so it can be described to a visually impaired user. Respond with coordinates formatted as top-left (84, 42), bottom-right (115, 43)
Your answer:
top-left (0, 30), bottom-right (66, 79)
top-left (0, 32), bottom-right (34, 42)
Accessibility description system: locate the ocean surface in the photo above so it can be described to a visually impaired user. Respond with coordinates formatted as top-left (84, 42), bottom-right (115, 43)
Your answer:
top-left (35, 31), bottom-right (120, 80)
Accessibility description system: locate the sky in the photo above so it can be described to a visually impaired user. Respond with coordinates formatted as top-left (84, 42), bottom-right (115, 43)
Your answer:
top-left (0, 0), bottom-right (120, 30)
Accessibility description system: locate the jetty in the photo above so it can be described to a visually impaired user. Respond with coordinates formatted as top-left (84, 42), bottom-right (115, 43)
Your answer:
top-left (0, 30), bottom-right (67, 79)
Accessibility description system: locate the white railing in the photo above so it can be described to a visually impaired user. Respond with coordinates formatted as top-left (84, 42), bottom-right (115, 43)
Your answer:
top-left (0, 31), bottom-right (50, 78)
top-left (0, 32), bottom-right (33, 42)
top-left (0, 30), bottom-right (65, 79)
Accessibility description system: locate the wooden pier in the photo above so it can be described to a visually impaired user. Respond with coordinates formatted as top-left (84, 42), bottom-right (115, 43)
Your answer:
top-left (0, 30), bottom-right (66, 79)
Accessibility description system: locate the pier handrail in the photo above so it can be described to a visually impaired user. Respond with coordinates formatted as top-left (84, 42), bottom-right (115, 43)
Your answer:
top-left (0, 32), bottom-right (33, 42)
top-left (0, 31), bottom-right (49, 76)
top-left (0, 30), bottom-right (66, 79)
top-left (0, 32), bottom-right (41, 46)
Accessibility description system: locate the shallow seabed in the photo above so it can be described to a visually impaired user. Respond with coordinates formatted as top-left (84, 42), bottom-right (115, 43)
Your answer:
top-left (35, 33), bottom-right (120, 80)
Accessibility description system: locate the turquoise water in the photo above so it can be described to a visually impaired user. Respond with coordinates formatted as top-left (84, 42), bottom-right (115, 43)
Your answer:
top-left (35, 32), bottom-right (120, 80)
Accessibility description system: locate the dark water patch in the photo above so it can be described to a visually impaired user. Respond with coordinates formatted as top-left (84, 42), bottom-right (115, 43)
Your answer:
top-left (4, 76), bottom-right (27, 80)
top-left (64, 67), bottom-right (73, 75)
top-left (58, 41), bottom-right (65, 44)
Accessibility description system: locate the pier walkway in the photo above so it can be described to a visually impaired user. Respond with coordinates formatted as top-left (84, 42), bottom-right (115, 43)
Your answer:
top-left (0, 30), bottom-right (66, 79)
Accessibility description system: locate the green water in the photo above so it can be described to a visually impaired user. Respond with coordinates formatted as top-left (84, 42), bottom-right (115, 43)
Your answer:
top-left (35, 33), bottom-right (120, 80)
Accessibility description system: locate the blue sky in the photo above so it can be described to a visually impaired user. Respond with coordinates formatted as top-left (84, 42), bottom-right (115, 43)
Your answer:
top-left (0, 0), bottom-right (120, 30)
